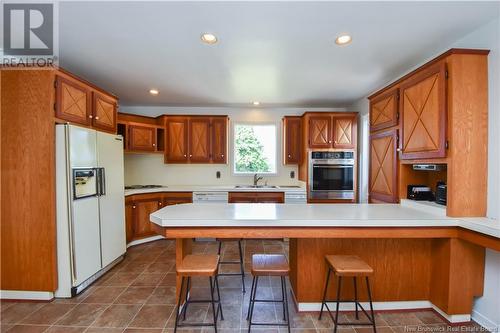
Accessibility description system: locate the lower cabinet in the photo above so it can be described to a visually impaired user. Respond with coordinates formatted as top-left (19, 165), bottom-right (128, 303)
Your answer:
top-left (228, 192), bottom-right (284, 203)
top-left (125, 192), bottom-right (193, 243)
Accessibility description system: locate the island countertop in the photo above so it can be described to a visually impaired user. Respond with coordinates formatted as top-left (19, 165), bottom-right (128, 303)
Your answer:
top-left (150, 202), bottom-right (500, 239)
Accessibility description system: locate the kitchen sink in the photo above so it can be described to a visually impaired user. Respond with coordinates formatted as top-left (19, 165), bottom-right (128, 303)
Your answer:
top-left (234, 185), bottom-right (278, 189)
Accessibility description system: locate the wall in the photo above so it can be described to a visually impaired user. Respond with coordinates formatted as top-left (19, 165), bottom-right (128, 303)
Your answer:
top-left (120, 106), bottom-right (345, 186)
top-left (350, 17), bottom-right (500, 329)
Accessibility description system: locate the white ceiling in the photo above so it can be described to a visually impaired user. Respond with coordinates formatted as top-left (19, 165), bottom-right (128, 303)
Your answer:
top-left (59, 1), bottom-right (499, 107)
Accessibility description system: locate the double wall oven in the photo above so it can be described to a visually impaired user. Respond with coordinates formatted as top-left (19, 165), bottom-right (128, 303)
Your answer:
top-left (308, 151), bottom-right (355, 200)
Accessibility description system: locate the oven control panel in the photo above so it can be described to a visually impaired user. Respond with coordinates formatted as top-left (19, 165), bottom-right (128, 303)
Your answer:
top-left (311, 151), bottom-right (354, 159)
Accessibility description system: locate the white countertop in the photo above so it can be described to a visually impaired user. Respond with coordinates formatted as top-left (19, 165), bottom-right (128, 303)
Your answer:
top-left (125, 185), bottom-right (306, 196)
top-left (150, 202), bottom-right (500, 239)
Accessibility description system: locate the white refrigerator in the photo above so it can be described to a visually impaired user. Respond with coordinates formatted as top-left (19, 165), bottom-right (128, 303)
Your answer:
top-left (55, 124), bottom-right (126, 297)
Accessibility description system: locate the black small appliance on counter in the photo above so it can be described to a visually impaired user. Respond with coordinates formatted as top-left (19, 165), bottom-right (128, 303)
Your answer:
top-left (407, 185), bottom-right (435, 201)
top-left (435, 182), bottom-right (447, 205)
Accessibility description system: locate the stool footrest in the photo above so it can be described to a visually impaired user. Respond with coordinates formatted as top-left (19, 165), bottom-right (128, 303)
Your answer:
top-left (252, 298), bottom-right (284, 303)
top-left (249, 322), bottom-right (290, 327)
top-left (219, 260), bottom-right (243, 264)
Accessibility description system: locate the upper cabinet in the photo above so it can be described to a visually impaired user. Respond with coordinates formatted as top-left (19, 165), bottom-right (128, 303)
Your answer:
top-left (369, 87), bottom-right (399, 132)
top-left (129, 125), bottom-right (156, 151)
top-left (283, 116), bottom-right (302, 164)
top-left (166, 117), bottom-right (189, 162)
top-left (165, 116), bottom-right (228, 164)
top-left (307, 114), bottom-right (357, 150)
top-left (399, 62), bottom-right (447, 160)
top-left (55, 73), bottom-right (117, 133)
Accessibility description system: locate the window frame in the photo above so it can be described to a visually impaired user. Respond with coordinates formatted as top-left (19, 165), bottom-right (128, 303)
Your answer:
top-left (231, 121), bottom-right (280, 177)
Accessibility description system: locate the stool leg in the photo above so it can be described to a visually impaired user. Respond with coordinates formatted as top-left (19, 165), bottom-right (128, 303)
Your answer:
top-left (333, 276), bottom-right (342, 333)
top-left (366, 277), bottom-right (377, 333)
top-left (209, 276), bottom-right (218, 333)
top-left (318, 267), bottom-right (331, 320)
top-left (247, 276), bottom-right (259, 333)
top-left (173, 276), bottom-right (185, 333)
top-left (281, 276), bottom-right (286, 320)
top-left (218, 241), bottom-right (222, 255)
top-left (353, 277), bottom-right (359, 320)
top-left (238, 240), bottom-right (246, 293)
top-left (246, 275), bottom-right (256, 320)
top-left (215, 275), bottom-right (224, 320)
top-left (282, 276), bottom-right (291, 333)
top-left (182, 276), bottom-right (191, 320)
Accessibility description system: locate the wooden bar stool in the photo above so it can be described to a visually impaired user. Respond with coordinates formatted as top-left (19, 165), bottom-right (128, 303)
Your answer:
top-left (319, 255), bottom-right (376, 333)
top-left (246, 254), bottom-right (291, 333)
top-left (217, 238), bottom-right (246, 292)
top-left (174, 254), bottom-right (224, 333)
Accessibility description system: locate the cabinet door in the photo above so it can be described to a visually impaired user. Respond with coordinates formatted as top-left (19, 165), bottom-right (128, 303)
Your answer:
top-left (163, 192), bottom-right (193, 206)
top-left (189, 118), bottom-right (211, 163)
top-left (211, 117), bottom-right (227, 164)
top-left (308, 116), bottom-right (332, 148)
top-left (255, 192), bottom-right (285, 203)
top-left (284, 117), bottom-right (302, 164)
top-left (129, 125), bottom-right (156, 151)
top-left (399, 62), bottom-right (447, 159)
top-left (370, 88), bottom-right (399, 132)
top-left (92, 92), bottom-right (117, 133)
top-left (332, 116), bottom-right (356, 149)
top-left (369, 129), bottom-right (398, 203)
top-left (125, 201), bottom-right (134, 243)
top-left (132, 198), bottom-right (161, 239)
top-left (228, 192), bottom-right (256, 203)
top-left (55, 75), bottom-right (91, 126)
top-left (166, 117), bottom-right (188, 162)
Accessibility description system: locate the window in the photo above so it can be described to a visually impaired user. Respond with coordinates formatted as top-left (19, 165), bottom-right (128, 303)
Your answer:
top-left (233, 123), bottom-right (277, 174)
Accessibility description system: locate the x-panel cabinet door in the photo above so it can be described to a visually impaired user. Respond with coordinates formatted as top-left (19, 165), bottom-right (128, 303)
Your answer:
top-left (369, 129), bottom-right (399, 203)
top-left (309, 116), bottom-right (332, 148)
top-left (332, 116), bottom-right (356, 149)
top-left (189, 118), bottom-right (211, 163)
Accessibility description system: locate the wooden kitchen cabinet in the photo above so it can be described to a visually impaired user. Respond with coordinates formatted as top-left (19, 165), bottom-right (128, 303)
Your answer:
top-left (228, 192), bottom-right (284, 203)
top-left (55, 73), bottom-right (118, 133)
top-left (399, 62), bottom-right (447, 160)
top-left (189, 118), bottom-right (211, 163)
top-left (369, 87), bottom-right (399, 132)
top-left (92, 92), bottom-right (117, 133)
top-left (55, 75), bottom-right (92, 126)
top-left (211, 117), bottom-right (227, 163)
top-left (125, 192), bottom-right (193, 243)
top-left (332, 116), bottom-right (356, 149)
top-left (369, 129), bottom-right (399, 203)
top-left (283, 116), bottom-right (302, 164)
top-left (166, 117), bottom-right (189, 162)
top-left (129, 125), bottom-right (157, 152)
top-left (308, 116), bottom-right (332, 148)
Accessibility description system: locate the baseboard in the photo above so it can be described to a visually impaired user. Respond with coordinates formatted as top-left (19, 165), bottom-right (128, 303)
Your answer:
top-left (472, 309), bottom-right (498, 331)
top-left (127, 235), bottom-right (165, 248)
top-left (0, 290), bottom-right (54, 301)
top-left (431, 304), bottom-right (471, 323)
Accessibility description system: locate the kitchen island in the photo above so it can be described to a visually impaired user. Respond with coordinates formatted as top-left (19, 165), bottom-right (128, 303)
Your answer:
top-left (150, 202), bottom-right (500, 323)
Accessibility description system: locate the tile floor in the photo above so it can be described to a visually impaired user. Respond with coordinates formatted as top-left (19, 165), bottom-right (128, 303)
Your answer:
top-left (0, 239), bottom-right (488, 333)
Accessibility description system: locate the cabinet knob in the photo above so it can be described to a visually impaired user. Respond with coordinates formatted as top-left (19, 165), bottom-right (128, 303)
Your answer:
top-left (152, 143), bottom-right (156, 147)
top-left (95, 116), bottom-right (99, 120)
top-left (334, 140), bottom-right (337, 144)
top-left (221, 154), bottom-right (224, 157)
top-left (397, 148), bottom-right (402, 152)
top-left (288, 154), bottom-right (291, 158)
top-left (88, 115), bottom-right (93, 119)
top-left (189, 154), bottom-right (192, 157)
top-left (328, 140), bottom-right (332, 143)
top-left (184, 154), bottom-right (187, 157)
top-left (132, 205), bottom-right (136, 209)
top-left (159, 201), bottom-right (162, 206)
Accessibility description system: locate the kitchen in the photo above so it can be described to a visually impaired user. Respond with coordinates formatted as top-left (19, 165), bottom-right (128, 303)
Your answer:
top-left (1, 1), bottom-right (500, 333)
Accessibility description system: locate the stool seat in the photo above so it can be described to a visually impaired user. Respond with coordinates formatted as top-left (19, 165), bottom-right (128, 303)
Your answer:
top-left (326, 255), bottom-right (373, 276)
top-left (216, 238), bottom-right (242, 241)
top-left (251, 254), bottom-right (289, 276)
top-left (177, 254), bottom-right (219, 276)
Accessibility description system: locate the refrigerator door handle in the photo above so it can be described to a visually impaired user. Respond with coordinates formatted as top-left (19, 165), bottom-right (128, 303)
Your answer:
top-left (100, 168), bottom-right (106, 196)
top-left (95, 168), bottom-right (105, 196)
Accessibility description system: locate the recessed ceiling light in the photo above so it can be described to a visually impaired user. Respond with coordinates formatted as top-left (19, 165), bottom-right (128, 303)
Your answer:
top-left (149, 89), bottom-right (159, 95)
top-left (252, 101), bottom-right (260, 106)
top-left (335, 35), bottom-right (352, 45)
top-left (201, 33), bottom-right (218, 44)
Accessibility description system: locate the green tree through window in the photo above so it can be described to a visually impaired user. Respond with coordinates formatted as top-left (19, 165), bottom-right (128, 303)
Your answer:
top-left (234, 125), bottom-right (272, 173)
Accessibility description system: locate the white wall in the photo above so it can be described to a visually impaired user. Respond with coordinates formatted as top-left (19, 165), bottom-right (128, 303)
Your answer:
top-left (350, 17), bottom-right (500, 329)
top-left (120, 106), bottom-right (345, 186)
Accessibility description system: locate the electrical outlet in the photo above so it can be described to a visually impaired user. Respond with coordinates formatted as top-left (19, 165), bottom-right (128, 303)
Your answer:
top-left (290, 171), bottom-right (295, 179)
top-left (216, 171), bottom-right (221, 179)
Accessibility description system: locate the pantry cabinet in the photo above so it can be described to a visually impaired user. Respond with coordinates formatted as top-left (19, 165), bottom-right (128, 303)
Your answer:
top-left (283, 116), bottom-right (302, 164)
top-left (125, 192), bottom-right (193, 243)
top-left (307, 114), bottom-right (357, 150)
top-left (369, 129), bottom-right (399, 203)
top-left (55, 74), bottom-right (117, 133)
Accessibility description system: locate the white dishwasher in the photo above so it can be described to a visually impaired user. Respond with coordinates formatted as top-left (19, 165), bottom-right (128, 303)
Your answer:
top-left (193, 191), bottom-right (229, 203)
top-left (193, 192), bottom-right (228, 241)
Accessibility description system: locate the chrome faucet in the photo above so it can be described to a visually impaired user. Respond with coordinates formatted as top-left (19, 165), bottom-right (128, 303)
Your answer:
top-left (253, 174), bottom-right (264, 186)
